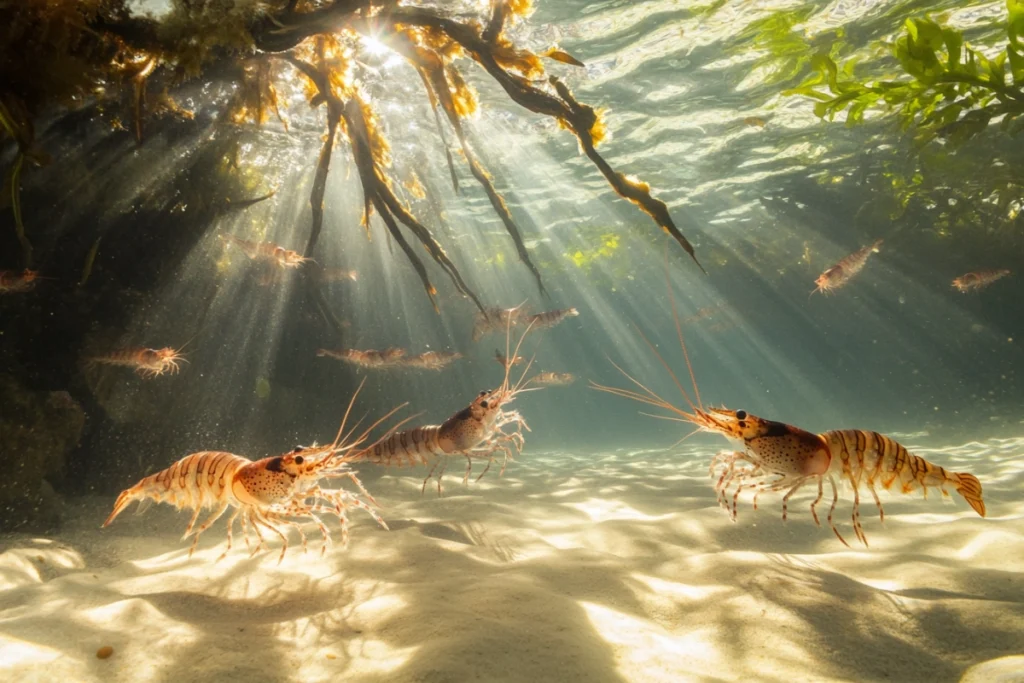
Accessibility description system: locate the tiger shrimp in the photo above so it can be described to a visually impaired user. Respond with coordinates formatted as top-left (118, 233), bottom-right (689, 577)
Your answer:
top-left (103, 381), bottom-right (407, 562)
top-left (591, 263), bottom-right (985, 548)
top-left (346, 320), bottom-right (537, 495)
top-left (87, 344), bottom-right (189, 378)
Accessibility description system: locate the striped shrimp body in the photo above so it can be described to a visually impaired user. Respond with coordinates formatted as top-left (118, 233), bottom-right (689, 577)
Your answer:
top-left (103, 385), bottom-right (404, 562)
top-left (89, 346), bottom-right (187, 378)
top-left (696, 410), bottom-right (985, 547)
top-left (349, 323), bottom-right (535, 495)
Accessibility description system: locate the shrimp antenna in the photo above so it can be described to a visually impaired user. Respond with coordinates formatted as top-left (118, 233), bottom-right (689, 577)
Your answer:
top-left (330, 377), bottom-right (367, 450)
top-left (500, 303), bottom-right (531, 393)
top-left (663, 243), bottom-right (703, 412)
top-left (510, 319), bottom-right (539, 395)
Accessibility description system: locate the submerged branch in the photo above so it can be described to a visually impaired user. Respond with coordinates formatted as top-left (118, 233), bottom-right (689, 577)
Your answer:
top-left (391, 8), bottom-right (705, 273)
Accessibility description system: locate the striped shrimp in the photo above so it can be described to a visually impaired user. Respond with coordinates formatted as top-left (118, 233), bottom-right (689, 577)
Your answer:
top-left (87, 344), bottom-right (189, 378)
top-left (103, 383), bottom-right (406, 562)
top-left (591, 268), bottom-right (985, 547)
top-left (346, 322), bottom-right (536, 495)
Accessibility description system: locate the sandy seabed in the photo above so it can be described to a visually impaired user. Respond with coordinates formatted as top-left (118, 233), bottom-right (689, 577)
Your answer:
top-left (2, 436), bottom-right (1024, 683)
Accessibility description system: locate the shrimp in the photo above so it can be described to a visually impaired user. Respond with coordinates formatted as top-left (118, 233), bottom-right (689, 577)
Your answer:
top-left (398, 351), bottom-right (463, 370)
top-left (813, 239), bottom-right (882, 295)
top-left (87, 345), bottom-right (188, 378)
top-left (317, 347), bottom-right (407, 368)
top-left (525, 307), bottom-right (579, 330)
top-left (103, 382), bottom-right (407, 562)
top-left (529, 371), bottom-right (575, 387)
top-left (591, 261), bottom-right (985, 547)
top-left (495, 349), bottom-right (524, 370)
top-left (952, 269), bottom-right (1010, 293)
top-left (221, 234), bottom-right (311, 269)
top-left (347, 321), bottom-right (536, 495)
top-left (0, 269), bottom-right (45, 294)
top-left (472, 305), bottom-right (529, 342)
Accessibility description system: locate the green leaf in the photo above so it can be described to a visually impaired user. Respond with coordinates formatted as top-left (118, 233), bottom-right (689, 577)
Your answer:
top-left (1009, 0), bottom-right (1024, 48)
top-left (1007, 45), bottom-right (1024, 84)
top-left (989, 51), bottom-right (1008, 86)
top-left (781, 86), bottom-right (833, 101)
top-left (811, 52), bottom-right (840, 92)
top-left (943, 28), bottom-right (963, 70)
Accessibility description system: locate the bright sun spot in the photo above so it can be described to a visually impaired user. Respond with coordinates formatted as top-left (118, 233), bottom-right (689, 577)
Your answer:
top-left (360, 34), bottom-right (391, 56)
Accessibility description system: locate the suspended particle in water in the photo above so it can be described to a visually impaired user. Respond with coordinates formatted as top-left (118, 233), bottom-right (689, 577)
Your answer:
top-left (898, 295), bottom-right (906, 305)
top-left (255, 377), bottom-right (271, 399)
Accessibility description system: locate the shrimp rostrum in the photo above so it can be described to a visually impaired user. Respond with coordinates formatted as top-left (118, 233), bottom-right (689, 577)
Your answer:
top-left (346, 322), bottom-right (536, 495)
top-left (103, 382), bottom-right (406, 562)
top-left (591, 301), bottom-right (986, 548)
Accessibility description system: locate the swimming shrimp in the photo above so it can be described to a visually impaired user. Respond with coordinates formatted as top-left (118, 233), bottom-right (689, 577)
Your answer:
top-left (88, 345), bottom-right (188, 378)
top-left (525, 307), bottom-right (579, 330)
top-left (529, 371), bottom-right (575, 387)
top-left (0, 269), bottom-right (45, 294)
top-left (103, 383), bottom-right (407, 562)
top-left (592, 269), bottom-right (985, 547)
top-left (346, 322), bottom-right (536, 495)
top-left (317, 347), bottom-right (407, 369)
top-left (813, 239), bottom-right (882, 295)
top-left (952, 269), bottom-right (1010, 293)
top-left (221, 234), bottom-right (311, 269)
top-left (398, 351), bottom-right (463, 371)
top-left (472, 305), bottom-right (529, 342)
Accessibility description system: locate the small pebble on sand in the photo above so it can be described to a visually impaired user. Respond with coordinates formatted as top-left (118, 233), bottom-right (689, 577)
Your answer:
top-left (96, 646), bottom-right (114, 659)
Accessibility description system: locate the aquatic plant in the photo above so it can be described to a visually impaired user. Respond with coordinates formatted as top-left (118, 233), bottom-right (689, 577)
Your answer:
top-left (0, 0), bottom-right (703, 307)
top-left (776, 1), bottom-right (1024, 239)
top-left (790, 2), bottom-right (1024, 148)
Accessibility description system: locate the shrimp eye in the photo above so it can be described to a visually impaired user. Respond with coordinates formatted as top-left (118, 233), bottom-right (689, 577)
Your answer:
top-left (294, 455), bottom-right (304, 465)
top-left (480, 400), bottom-right (489, 409)
top-left (479, 390), bottom-right (488, 396)
top-left (736, 410), bottom-right (748, 420)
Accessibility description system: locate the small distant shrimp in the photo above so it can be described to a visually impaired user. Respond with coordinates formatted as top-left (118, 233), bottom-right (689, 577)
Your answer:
top-left (495, 349), bottom-right (524, 370)
top-left (952, 269), bottom-right (1010, 293)
top-left (526, 307), bottom-right (579, 330)
top-left (221, 235), bottom-right (311, 269)
top-left (103, 383), bottom-right (407, 562)
top-left (317, 347), bottom-right (406, 368)
top-left (0, 269), bottom-right (45, 294)
top-left (530, 371), bottom-right (575, 387)
top-left (472, 305), bottom-right (528, 342)
top-left (399, 351), bottom-right (462, 371)
top-left (813, 239), bottom-right (882, 295)
top-left (88, 345), bottom-right (188, 379)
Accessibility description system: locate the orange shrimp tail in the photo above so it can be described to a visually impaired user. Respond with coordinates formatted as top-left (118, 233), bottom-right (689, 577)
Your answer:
top-left (103, 486), bottom-right (143, 527)
top-left (952, 472), bottom-right (985, 517)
